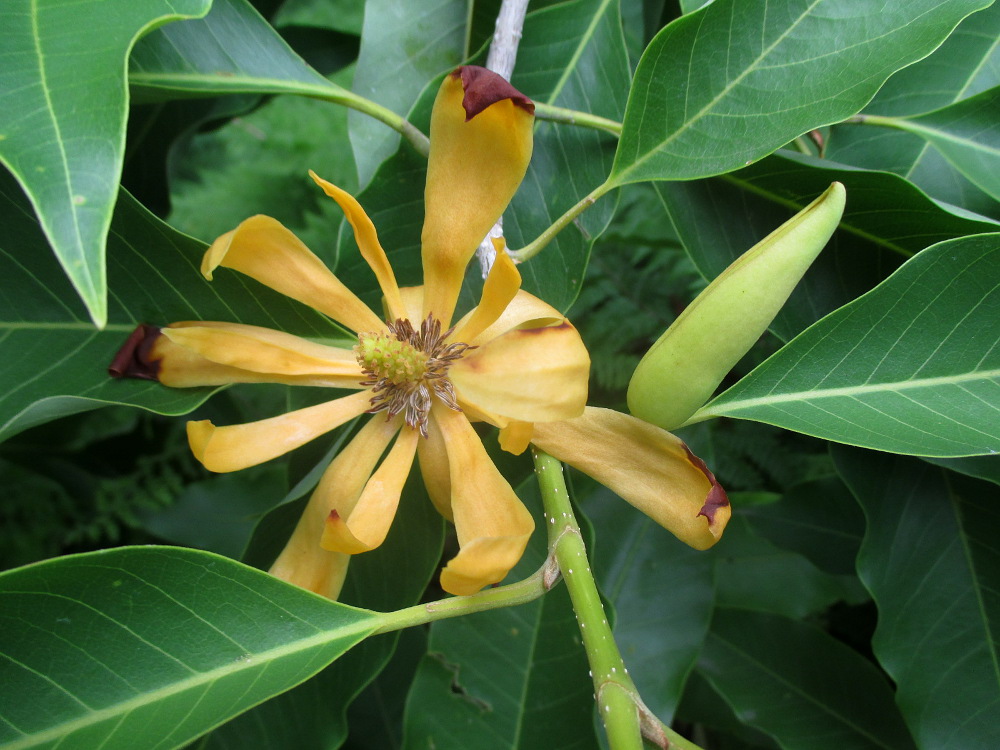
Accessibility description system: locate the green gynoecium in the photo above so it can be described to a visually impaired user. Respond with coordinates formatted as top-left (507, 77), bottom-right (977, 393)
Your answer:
top-left (627, 182), bottom-right (846, 431)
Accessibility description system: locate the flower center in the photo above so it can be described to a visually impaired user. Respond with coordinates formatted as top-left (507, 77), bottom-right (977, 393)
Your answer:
top-left (355, 316), bottom-right (474, 437)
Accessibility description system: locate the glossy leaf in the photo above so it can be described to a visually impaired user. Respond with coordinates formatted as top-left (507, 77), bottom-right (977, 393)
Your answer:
top-left (0, 0), bottom-right (211, 327)
top-left (658, 151), bottom-right (999, 340)
top-left (0, 167), bottom-right (338, 442)
top-left (402, 481), bottom-right (597, 749)
top-left (697, 234), bottom-right (1000, 456)
top-left (610, 0), bottom-right (992, 185)
top-left (698, 610), bottom-right (917, 750)
top-left (129, 0), bottom-right (347, 101)
top-left (835, 448), bottom-right (1000, 749)
top-left (887, 87), bottom-right (1000, 202)
top-left (0, 547), bottom-right (379, 750)
top-left (348, 0), bottom-right (465, 186)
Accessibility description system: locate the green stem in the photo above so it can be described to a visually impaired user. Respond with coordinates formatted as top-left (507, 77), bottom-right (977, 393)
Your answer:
top-left (313, 86), bottom-right (431, 157)
top-left (509, 178), bottom-right (616, 263)
top-left (533, 102), bottom-right (623, 136)
top-left (370, 556), bottom-right (556, 635)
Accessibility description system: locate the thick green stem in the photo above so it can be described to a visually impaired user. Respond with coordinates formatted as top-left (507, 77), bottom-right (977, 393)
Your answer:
top-left (533, 102), bottom-right (623, 136)
top-left (370, 556), bottom-right (556, 635)
top-left (532, 448), bottom-right (708, 750)
top-left (509, 178), bottom-right (616, 263)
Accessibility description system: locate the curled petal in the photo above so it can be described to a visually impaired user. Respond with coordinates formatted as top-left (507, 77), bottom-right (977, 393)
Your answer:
top-left (421, 67), bottom-right (534, 325)
top-left (161, 322), bottom-right (363, 387)
top-left (451, 247), bottom-right (521, 345)
top-left (309, 171), bottom-right (407, 321)
top-left (269, 416), bottom-right (401, 599)
top-left (203, 215), bottom-right (382, 333)
top-left (188, 390), bottom-right (372, 472)
top-left (321, 427), bottom-right (419, 554)
top-left (435, 407), bottom-right (534, 596)
top-left (532, 408), bottom-right (731, 549)
top-left (454, 289), bottom-right (563, 347)
top-left (498, 421), bottom-right (533, 456)
top-left (450, 321), bottom-right (590, 423)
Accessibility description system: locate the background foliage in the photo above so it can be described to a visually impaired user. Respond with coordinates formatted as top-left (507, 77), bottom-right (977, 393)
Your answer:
top-left (1, 0), bottom-right (997, 749)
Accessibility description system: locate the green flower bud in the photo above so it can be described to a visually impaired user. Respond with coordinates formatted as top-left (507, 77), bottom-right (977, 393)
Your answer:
top-left (627, 182), bottom-right (846, 430)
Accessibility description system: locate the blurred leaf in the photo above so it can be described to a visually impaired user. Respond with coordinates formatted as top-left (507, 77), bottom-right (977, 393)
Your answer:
top-left (825, 2), bottom-right (1000, 216)
top-left (698, 610), bottom-right (917, 750)
top-left (274, 0), bottom-right (366, 35)
top-left (924, 455), bottom-right (1000, 485)
top-left (0, 166), bottom-right (338, 442)
top-left (0, 547), bottom-right (378, 750)
top-left (884, 87), bottom-right (1000, 202)
top-left (129, 0), bottom-right (349, 101)
top-left (835, 448), bottom-right (1000, 749)
top-left (348, 0), bottom-right (465, 186)
top-left (699, 234), bottom-right (1000, 457)
top-left (610, 0), bottom-right (992, 185)
top-left (743, 476), bottom-right (865, 577)
top-left (402, 481), bottom-right (597, 750)
top-left (0, 0), bottom-right (211, 326)
top-left (675, 670), bottom-right (780, 750)
top-left (657, 151), bottom-right (999, 340)
top-left (586, 485), bottom-right (714, 723)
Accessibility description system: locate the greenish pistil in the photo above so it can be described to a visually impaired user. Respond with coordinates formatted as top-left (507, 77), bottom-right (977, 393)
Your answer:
top-left (356, 333), bottom-right (429, 385)
top-left (355, 316), bottom-right (474, 437)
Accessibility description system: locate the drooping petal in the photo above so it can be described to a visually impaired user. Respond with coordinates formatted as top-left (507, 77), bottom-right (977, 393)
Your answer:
top-left (188, 389), bottom-right (372, 473)
top-left (450, 321), bottom-right (590, 423)
top-left (203, 215), bottom-right (383, 333)
top-left (321, 426), bottom-right (419, 554)
top-left (453, 288), bottom-right (564, 347)
top-left (309, 171), bottom-right (407, 322)
top-left (417, 410), bottom-right (454, 521)
top-left (434, 407), bottom-right (534, 596)
top-left (269, 415), bottom-right (401, 599)
top-left (421, 67), bottom-right (534, 325)
top-left (160, 322), bottom-right (363, 387)
top-left (451, 247), bottom-right (521, 344)
top-left (498, 421), bottom-right (533, 456)
top-left (531, 408), bottom-right (730, 550)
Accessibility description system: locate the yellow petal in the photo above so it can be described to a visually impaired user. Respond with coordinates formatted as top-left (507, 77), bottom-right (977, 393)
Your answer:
top-left (454, 289), bottom-right (563, 347)
top-left (434, 407), bottom-right (534, 595)
top-left (309, 171), bottom-right (407, 321)
top-left (532, 408), bottom-right (730, 549)
top-left (498, 421), bottom-right (533, 455)
top-left (451, 247), bottom-right (522, 344)
top-left (203, 215), bottom-right (382, 332)
top-left (416, 411), bottom-right (454, 521)
top-left (188, 389), bottom-right (372, 472)
top-left (421, 67), bottom-right (534, 325)
top-left (161, 322), bottom-right (363, 387)
top-left (321, 427), bottom-right (419, 554)
top-left (450, 321), bottom-right (590, 422)
top-left (268, 416), bottom-right (401, 599)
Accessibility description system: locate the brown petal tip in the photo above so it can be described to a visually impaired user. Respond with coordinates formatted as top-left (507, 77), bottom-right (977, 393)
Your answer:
top-left (683, 444), bottom-right (731, 526)
top-left (108, 324), bottom-right (163, 380)
top-left (454, 66), bottom-right (535, 121)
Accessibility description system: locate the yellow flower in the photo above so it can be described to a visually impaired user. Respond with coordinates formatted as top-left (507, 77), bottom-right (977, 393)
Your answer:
top-left (110, 66), bottom-right (730, 600)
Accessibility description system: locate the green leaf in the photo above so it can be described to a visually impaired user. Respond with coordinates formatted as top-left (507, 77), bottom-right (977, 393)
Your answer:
top-left (402, 480), bottom-right (597, 749)
top-left (698, 610), bottom-right (917, 750)
top-left (835, 448), bottom-right (1000, 749)
top-left (348, 0), bottom-right (465, 186)
top-left (697, 234), bottom-right (1000, 457)
top-left (609, 0), bottom-right (992, 185)
top-left (0, 0), bottom-right (212, 327)
top-left (586, 485), bottom-right (714, 723)
top-left (657, 151), bottom-right (999, 339)
top-left (0, 547), bottom-right (378, 750)
top-left (884, 87), bottom-right (1000, 202)
top-left (0, 166), bottom-right (337, 442)
top-left (129, 0), bottom-right (347, 101)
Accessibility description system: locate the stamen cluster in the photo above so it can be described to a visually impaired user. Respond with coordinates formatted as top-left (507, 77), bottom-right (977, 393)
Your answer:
top-left (356, 316), bottom-right (474, 437)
